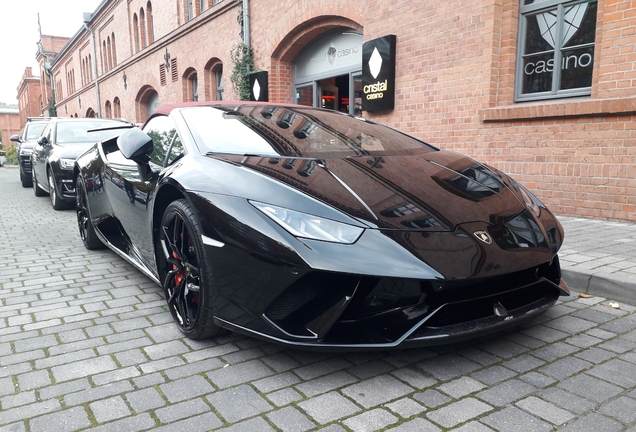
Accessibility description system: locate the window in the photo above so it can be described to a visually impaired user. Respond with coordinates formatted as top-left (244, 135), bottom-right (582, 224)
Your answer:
top-left (187, 0), bottom-right (194, 20)
top-left (516, 0), bottom-right (597, 101)
top-left (113, 97), bottom-right (121, 118)
top-left (146, 2), bottom-right (154, 44)
top-left (111, 33), bottom-right (117, 66)
top-left (140, 8), bottom-right (147, 49)
top-left (133, 14), bottom-right (140, 53)
top-left (143, 115), bottom-right (180, 167)
top-left (190, 73), bottom-right (199, 101)
top-left (215, 66), bottom-right (224, 100)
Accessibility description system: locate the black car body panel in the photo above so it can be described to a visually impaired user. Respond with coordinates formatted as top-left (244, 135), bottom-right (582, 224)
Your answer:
top-left (74, 102), bottom-right (568, 350)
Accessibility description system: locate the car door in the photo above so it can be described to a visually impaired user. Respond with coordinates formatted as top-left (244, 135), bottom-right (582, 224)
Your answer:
top-left (32, 124), bottom-right (54, 187)
top-left (106, 115), bottom-right (184, 272)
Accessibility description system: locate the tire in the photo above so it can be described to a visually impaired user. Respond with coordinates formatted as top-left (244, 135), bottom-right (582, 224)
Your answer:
top-left (158, 199), bottom-right (222, 339)
top-left (48, 168), bottom-right (68, 210)
top-left (20, 171), bottom-right (32, 188)
top-left (32, 168), bottom-right (47, 197)
top-left (76, 176), bottom-right (105, 250)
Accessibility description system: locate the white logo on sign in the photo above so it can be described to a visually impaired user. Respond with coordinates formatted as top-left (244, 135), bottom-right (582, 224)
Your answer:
top-left (253, 79), bottom-right (261, 101)
top-left (327, 43), bottom-right (337, 65)
top-left (536, 0), bottom-right (587, 48)
top-left (369, 47), bottom-right (382, 79)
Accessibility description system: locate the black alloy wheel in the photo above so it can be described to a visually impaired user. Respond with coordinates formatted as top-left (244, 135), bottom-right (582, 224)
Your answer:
top-left (32, 167), bottom-right (46, 197)
top-left (48, 168), bottom-right (67, 210)
top-left (159, 199), bottom-right (221, 339)
top-left (76, 176), bottom-right (105, 250)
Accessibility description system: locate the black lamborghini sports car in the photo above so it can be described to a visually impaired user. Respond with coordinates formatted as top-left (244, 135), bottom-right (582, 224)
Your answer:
top-left (74, 102), bottom-right (569, 349)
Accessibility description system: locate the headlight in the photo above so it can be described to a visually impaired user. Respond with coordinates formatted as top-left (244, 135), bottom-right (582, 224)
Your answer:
top-left (251, 201), bottom-right (364, 244)
top-left (58, 158), bottom-right (75, 170)
top-left (19, 148), bottom-right (33, 156)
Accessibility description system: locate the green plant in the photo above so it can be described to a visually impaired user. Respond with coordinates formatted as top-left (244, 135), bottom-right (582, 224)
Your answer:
top-left (230, 43), bottom-right (255, 101)
top-left (48, 95), bottom-right (57, 117)
top-left (5, 144), bottom-right (18, 165)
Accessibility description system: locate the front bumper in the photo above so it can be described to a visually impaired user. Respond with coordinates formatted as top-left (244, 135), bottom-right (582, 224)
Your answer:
top-left (212, 254), bottom-right (566, 350)
top-left (51, 166), bottom-right (76, 201)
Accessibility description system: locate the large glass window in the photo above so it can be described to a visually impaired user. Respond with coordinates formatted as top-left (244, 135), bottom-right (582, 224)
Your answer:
top-left (516, 0), bottom-right (597, 101)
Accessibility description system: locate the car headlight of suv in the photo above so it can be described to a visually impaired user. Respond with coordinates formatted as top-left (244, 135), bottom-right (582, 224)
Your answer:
top-left (58, 158), bottom-right (75, 170)
top-left (251, 201), bottom-right (364, 244)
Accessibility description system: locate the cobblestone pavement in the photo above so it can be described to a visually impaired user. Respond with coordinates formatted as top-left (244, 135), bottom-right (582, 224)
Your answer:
top-left (1, 166), bottom-right (636, 432)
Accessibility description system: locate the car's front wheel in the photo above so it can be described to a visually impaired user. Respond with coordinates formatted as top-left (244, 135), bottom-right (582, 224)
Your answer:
top-left (32, 168), bottom-right (46, 197)
top-left (76, 176), bottom-right (105, 250)
top-left (158, 199), bottom-right (222, 339)
top-left (48, 168), bottom-right (67, 210)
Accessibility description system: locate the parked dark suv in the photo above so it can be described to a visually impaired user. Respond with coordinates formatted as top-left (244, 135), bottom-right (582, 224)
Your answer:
top-left (10, 117), bottom-right (51, 187)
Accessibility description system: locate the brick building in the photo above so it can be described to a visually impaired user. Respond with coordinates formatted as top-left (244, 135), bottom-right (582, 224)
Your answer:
top-left (0, 105), bottom-right (20, 148)
top-left (19, 0), bottom-right (636, 221)
top-left (16, 68), bottom-right (44, 125)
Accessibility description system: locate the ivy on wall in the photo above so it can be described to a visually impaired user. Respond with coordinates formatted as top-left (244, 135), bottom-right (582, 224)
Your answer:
top-left (229, 0), bottom-right (258, 101)
top-left (230, 44), bottom-right (255, 101)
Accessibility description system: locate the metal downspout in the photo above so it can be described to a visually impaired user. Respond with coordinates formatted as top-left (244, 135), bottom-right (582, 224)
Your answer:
top-left (83, 20), bottom-right (102, 118)
top-left (243, 0), bottom-right (250, 47)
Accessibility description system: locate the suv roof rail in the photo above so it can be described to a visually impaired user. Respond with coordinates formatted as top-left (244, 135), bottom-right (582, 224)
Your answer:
top-left (26, 117), bottom-right (53, 121)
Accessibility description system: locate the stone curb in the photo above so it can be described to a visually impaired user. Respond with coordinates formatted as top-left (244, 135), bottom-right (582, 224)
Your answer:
top-left (562, 269), bottom-right (636, 306)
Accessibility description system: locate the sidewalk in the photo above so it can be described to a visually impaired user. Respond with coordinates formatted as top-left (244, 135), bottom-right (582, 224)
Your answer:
top-left (559, 216), bottom-right (636, 306)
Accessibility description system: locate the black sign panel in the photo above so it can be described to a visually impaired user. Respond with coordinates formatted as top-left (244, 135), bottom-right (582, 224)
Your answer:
top-left (249, 71), bottom-right (269, 102)
top-left (362, 35), bottom-right (396, 112)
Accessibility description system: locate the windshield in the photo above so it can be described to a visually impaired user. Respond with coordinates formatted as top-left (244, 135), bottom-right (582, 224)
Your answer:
top-left (26, 122), bottom-right (48, 140)
top-left (55, 120), bottom-right (124, 144)
top-left (181, 105), bottom-right (436, 158)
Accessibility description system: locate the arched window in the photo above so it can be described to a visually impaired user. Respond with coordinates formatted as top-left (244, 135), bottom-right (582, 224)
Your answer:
top-left (133, 14), bottom-right (140, 53)
top-left (88, 54), bottom-right (92, 81)
top-left (86, 107), bottom-right (96, 118)
top-left (104, 100), bottom-right (112, 118)
top-left (111, 33), bottom-right (117, 66)
top-left (113, 97), bottom-right (121, 118)
top-left (140, 8), bottom-right (147, 49)
top-left (146, 2), bottom-right (154, 44)
top-left (107, 37), bottom-right (113, 70)
top-left (204, 58), bottom-right (224, 101)
top-left (101, 40), bottom-right (107, 73)
top-left (183, 68), bottom-right (198, 102)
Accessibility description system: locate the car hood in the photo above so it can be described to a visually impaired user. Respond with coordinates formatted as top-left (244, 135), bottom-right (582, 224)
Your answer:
top-left (220, 150), bottom-right (527, 231)
top-left (55, 142), bottom-right (97, 160)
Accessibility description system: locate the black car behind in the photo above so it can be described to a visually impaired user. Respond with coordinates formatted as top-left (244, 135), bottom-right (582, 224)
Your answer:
top-left (32, 118), bottom-right (132, 209)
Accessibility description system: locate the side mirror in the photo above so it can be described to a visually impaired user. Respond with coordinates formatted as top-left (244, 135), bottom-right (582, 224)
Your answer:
top-left (118, 127), bottom-right (155, 182)
top-left (118, 127), bottom-right (154, 165)
top-left (10, 134), bottom-right (21, 143)
top-left (37, 136), bottom-right (49, 146)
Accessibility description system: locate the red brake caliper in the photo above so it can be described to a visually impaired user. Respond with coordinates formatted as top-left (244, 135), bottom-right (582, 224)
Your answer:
top-left (172, 251), bottom-right (184, 286)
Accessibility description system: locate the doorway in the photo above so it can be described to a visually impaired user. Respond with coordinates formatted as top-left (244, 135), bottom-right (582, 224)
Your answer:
top-left (293, 29), bottom-right (363, 116)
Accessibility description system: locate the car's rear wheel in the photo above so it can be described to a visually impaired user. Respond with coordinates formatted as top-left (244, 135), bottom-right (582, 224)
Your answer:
top-left (159, 199), bottom-right (222, 339)
top-left (48, 168), bottom-right (67, 210)
top-left (76, 176), bottom-right (105, 250)
top-left (32, 168), bottom-right (46, 197)
top-left (20, 171), bottom-right (32, 188)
